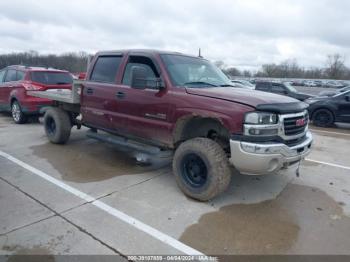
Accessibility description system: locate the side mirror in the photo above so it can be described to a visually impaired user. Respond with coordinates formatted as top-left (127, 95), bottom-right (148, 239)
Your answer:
top-left (130, 66), bottom-right (164, 90)
top-left (345, 95), bottom-right (350, 102)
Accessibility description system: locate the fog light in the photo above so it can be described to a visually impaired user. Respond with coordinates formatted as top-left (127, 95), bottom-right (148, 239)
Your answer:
top-left (248, 128), bottom-right (278, 136)
top-left (249, 128), bottom-right (261, 135)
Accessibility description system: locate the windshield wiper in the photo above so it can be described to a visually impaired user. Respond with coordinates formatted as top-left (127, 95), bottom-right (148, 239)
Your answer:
top-left (183, 81), bottom-right (218, 87)
top-left (55, 82), bottom-right (70, 85)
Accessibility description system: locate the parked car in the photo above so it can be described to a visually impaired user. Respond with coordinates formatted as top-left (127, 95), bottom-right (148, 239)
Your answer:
top-left (304, 80), bottom-right (317, 87)
top-left (255, 81), bottom-right (313, 101)
top-left (324, 81), bottom-right (345, 88)
top-left (305, 90), bottom-right (350, 126)
top-left (318, 86), bottom-right (350, 97)
top-left (72, 72), bottom-right (87, 80)
top-left (29, 49), bottom-right (312, 201)
top-left (0, 65), bottom-right (72, 123)
top-left (231, 79), bottom-right (255, 90)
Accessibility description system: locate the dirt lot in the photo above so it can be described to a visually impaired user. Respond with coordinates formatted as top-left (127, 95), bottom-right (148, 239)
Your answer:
top-left (1, 112), bottom-right (350, 260)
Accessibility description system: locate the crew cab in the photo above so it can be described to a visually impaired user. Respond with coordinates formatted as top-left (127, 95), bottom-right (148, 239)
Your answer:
top-left (255, 81), bottom-right (313, 101)
top-left (0, 65), bottom-right (72, 123)
top-left (29, 50), bottom-right (313, 201)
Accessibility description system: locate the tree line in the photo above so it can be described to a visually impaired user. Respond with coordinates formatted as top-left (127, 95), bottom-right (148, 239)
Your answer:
top-left (0, 51), bottom-right (349, 80)
top-left (217, 54), bottom-right (350, 80)
top-left (0, 51), bottom-right (91, 73)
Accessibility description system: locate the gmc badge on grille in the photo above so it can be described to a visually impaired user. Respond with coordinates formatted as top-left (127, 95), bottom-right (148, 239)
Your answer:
top-left (296, 118), bottom-right (306, 126)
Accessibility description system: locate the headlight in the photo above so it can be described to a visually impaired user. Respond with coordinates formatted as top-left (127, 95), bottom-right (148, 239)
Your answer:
top-left (245, 112), bottom-right (278, 125)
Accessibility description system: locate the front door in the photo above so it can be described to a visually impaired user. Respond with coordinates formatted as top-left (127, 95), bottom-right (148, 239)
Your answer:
top-left (336, 91), bottom-right (350, 123)
top-left (112, 55), bottom-right (173, 145)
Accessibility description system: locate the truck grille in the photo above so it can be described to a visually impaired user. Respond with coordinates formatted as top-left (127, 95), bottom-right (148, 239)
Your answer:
top-left (283, 114), bottom-right (308, 136)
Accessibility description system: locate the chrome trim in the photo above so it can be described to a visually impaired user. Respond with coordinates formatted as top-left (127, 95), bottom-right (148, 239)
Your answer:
top-left (244, 110), bottom-right (308, 140)
top-left (229, 131), bottom-right (313, 176)
top-left (240, 131), bottom-right (313, 157)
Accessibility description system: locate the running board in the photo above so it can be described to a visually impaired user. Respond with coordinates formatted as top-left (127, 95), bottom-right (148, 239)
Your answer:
top-left (86, 130), bottom-right (173, 158)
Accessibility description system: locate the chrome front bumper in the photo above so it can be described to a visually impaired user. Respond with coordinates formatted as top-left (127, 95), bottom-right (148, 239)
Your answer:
top-left (229, 131), bottom-right (313, 175)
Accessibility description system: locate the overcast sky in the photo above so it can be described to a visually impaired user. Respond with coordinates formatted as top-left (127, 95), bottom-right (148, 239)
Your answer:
top-left (0, 0), bottom-right (349, 70)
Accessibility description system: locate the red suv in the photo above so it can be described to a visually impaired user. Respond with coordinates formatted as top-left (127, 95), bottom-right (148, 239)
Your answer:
top-left (0, 65), bottom-right (72, 123)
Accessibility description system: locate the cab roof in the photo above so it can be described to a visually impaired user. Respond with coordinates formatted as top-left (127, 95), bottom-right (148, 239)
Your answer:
top-left (95, 49), bottom-right (198, 58)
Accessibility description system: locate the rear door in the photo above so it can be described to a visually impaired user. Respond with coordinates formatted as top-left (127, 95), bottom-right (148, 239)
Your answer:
top-left (81, 55), bottom-right (123, 130)
top-left (2, 69), bottom-right (19, 106)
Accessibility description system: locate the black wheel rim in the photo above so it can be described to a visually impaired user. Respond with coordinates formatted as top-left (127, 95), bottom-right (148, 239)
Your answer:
top-left (46, 117), bottom-right (56, 135)
top-left (181, 153), bottom-right (208, 188)
top-left (315, 111), bottom-right (331, 125)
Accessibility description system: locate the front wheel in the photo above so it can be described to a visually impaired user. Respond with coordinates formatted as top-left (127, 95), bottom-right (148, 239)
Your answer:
top-left (11, 100), bottom-right (27, 124)
top-left (312, 109), bottom-right (334, 127)
top-left (172, 138), bottom-right (232, 201)
top-left (43, 108), bottom-right (72, 144)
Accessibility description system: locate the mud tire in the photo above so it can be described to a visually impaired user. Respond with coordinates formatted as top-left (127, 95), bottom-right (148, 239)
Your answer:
top-left (43, 107), bottom-right (71, 144)
top-left (173, 137), bottom-right (231, 201)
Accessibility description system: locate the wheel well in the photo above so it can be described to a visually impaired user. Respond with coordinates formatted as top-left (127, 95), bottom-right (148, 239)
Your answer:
top-left (311, 107), bottom-right (335, 120)
top-left (10, 97), bottom-right (17, 105)
top-left (174, 117), bottom-right (230, 151)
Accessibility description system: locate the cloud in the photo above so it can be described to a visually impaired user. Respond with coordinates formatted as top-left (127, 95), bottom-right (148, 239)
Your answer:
top-left (0, 0), bottom-right (349, 69)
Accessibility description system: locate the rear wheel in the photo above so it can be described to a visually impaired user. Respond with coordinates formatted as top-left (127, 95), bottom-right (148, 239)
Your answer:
top-left (312, 109), bottom-right (334, 127)
top-left (172, 138), bottom-right (231, 201)
top-left (43, 108), bottom-right (72, 144)
top-left (11, 100), bottom-right (27, 124)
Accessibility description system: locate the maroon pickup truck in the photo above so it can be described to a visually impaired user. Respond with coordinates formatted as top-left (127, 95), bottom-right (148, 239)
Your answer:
top-left (30, 49), bottom-right (313, 201)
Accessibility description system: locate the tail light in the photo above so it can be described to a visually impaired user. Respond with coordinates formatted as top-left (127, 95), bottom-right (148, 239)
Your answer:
top-left (23, 82), bottom-right (45, 91)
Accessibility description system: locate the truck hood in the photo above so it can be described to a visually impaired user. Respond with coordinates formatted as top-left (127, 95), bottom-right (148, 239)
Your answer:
top-left (186, 87), bottom-right (297, 107)
top-left (185, 87), bottom-right (308, 114)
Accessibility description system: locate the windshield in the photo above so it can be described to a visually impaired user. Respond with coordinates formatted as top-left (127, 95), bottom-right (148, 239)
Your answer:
top-left (161, 54), bottom-right (232, 87)
top-left (31, 72), bottom-right (73, 85)
top-left (284, 82), bottom-right (298, 93)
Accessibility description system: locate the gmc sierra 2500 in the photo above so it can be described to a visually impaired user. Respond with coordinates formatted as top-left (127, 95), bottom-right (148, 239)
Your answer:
top-left (29, 49), bottom-right (313, 201)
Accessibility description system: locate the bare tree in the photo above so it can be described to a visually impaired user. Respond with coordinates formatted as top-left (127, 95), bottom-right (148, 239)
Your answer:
top-left (325, 54), bottom-right (347, 79)
top-left (223, 67), bottom-right (242, 78)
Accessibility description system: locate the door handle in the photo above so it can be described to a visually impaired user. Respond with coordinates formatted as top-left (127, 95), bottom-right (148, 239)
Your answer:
top-left (116, 91), bottom-right (125, 99)
top-left (86, 88), bottom-right (94, 95)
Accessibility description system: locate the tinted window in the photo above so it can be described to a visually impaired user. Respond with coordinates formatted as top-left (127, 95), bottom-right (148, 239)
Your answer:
top-left (0, 70), bottom-right (5, 83)
top-left (16, 71), bottom-right (25, 81)
top-left (90, 56), bottom-right (122, 83)
top-left (271, 84), bottom-right (285, 93)
top-left (256, 82), bottom-right (270, 91)
top-left (122, 56), bottom-right (158, 86)
top-left (31, 72), bottom-right (73, 85)
top-left (4, 69), bottom-right (17, 82)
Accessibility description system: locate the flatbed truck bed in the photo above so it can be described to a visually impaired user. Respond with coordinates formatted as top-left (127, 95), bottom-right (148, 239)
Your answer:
top-left (28, 80), bottom-right (83, 104)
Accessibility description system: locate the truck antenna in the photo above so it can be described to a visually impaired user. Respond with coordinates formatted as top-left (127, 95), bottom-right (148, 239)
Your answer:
top-left (198, 48), bottom-right (203, 58)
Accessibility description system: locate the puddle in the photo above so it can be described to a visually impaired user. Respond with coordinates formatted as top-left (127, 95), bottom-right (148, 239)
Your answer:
top-left (31, 139), bottom-right (171, 183)
top-left (180, 184), bottom-right (350, 255)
